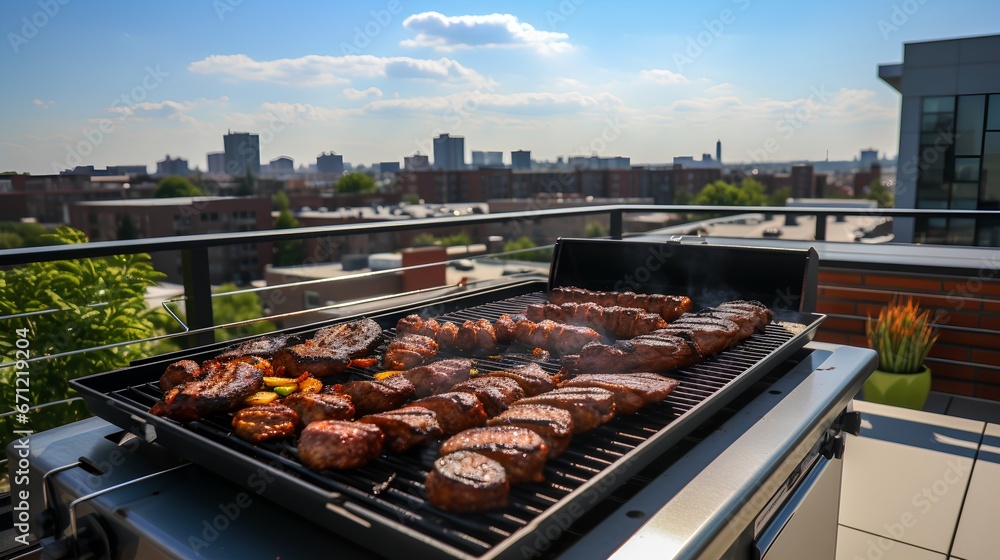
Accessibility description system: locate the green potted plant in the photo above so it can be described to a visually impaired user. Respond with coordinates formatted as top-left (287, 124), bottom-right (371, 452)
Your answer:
top-left (862, 296), bottom-right (939, 409)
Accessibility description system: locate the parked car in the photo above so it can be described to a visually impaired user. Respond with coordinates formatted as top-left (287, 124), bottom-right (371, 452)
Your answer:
top-left (762, 227), bottom-right (783, 238)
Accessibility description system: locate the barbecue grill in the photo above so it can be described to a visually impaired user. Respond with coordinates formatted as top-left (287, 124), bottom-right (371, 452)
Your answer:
top-left (7, 238), bottom-right (876, 560)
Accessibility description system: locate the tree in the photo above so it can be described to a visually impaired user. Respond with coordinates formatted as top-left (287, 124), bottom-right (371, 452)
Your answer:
top-left (585, 221), bottom-right (607, 238)
top-left (0, 227), bottom-right (164, 460)
top-left (273, 207), bottom-right (304, 266)
top-left (673, 188), bottom-right (693, 205)
top-left (117, 214), bottom-right (140, 240)
top-left (410, 231), bottom-right (472, 248)
top-left (0, 221), bottom-right (53, 248)
top-left (273, 190), bottom-right (291, 212)
top-left (335, 173), bottom-right (376, 194)
top-left (868, 181), bottom-right (894, 208)
top-left (501, 236), bottom-right (552, 262)
top-left (154, 175), bottom-right (204, 198)
top-left (768, 187), bottom-right (793, 207)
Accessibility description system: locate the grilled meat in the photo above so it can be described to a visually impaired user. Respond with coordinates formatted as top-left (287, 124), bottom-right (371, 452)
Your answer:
top-left (452, 376), bottom-right (525, 417)
top-left (282, 391), bottom-right (355, 424)
top-left (525, 302), bottom-right (668, 338)
top-left (403, 358), bottom-right (472, 398)
top-left (232, 404), bottom-right (299, 443)
top-left (358, 406), bottom-right (443, 453)
top-left (513, 387), bottom-right (616, 433)
top-left (426, 451), bottom-right (509, 512)
top-left (494, 314), bottom-right (518, 345)
top-left (151, 359), bottom-right (265, 421)
top-left (454, 319), bottom-right (498, 353)
top-left (485, 363), bottom-right (561, 397)
top-left (561, 300), bottom-right (773, 374)
top-left (487, 404), bottom-right (573, 458)
top-left (440, 426), bottom-right (549, 484)
top-left (332, 375), bottom-right (415, 416)
top-left (159, 359), bottom-right (202, 391)
top-left (397, 315), bottom-right (501, 353)
top-left (216, 334), bottom-right (295, 362)
top-left (273, 318), bottom-right (382, 378)
top-left (514, 319), bottom-right (601, 355)
top-left (298, 420), bottom-right (383, 471)
top-left (549, 287), bottom-right (693, 321)
top-left (396, 315), bottom-right (441, 338)
top-left (437, 321), bottom-right (460, 348)
top-left (561, 373), bottom-right (679, 415)
top-left (383, 333), bottom-right (438, 370)
top-left (406, 392), bottom-right (487, 435)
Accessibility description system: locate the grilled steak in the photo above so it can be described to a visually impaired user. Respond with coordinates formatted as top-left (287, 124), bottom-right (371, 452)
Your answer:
top-left (426, 451), bottom-right (509, 512)
top-left (159, 359), bottom-right (202, 391)
top-left (661, 316), bottom-right (741, 356)
top-left (494, 314), bottom-right (518, 345)
top-left (454, 319), bottom-right (498, 353)
top-left (525, 302), bottom-right (668, 338)
top-left (514, 319), bottom-right (601, 355)
top-left (232, 404), bottom-right (299, 443)
top-left (485, 363), bottom-right (561, 397)
top-left (273, 318), bottom-right (382, 378)
top-left (383, 333), bottom-right (438, 370)
top-left (513, 386), bottom-right (616, 433)
top-left (216, 333), bottom-right (295, 362)
top-left (561, 373), bottom-right (679, 415)
top-left (452, 376), bottom-right (525, 417)
top-left (549, 287), bottom-right (693, 321)
top-left (282, 392), bottom-right (355, 424)
top-left (487, 404), bottom-right (573, 458)
top-left (151, 359), bottom-right (265, 421)
top-left (298, 420), bottom-right (383, 471)
top-left (403, 358), bottom-right (472, 398)
top-left (396, 314), bottom-right (441, 338)
top-left (332, 375), bottom-right (415, 416)
top-left (406, 392), bottom-right (487, 435)
top-left (440, 426), bottom-right (548, 484)
top-left (358, 406), bottom-right (443, 453)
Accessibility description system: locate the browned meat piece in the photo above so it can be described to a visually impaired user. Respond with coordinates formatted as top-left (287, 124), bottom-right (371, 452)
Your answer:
top-left (383, 333), bottom-right (438, 370)
top-left (514, 319), bottom-right (601, 355)
top-left (232, 404), bottom-right (299, 443)
top-left (440, 426), bottom-right (548, 484)
top-left (524, 302), bottom-right (668, 338)
top-left (426, 451), bottom-right (509, 512)
top-left (151, 360), bottom-right (265, 421)
top-left (357, 406), bottom-right (443, 453)
top-left (513, 386), bottom-right (616, 433)
top-left (215, 334), bottom-right (295, 361)
top-left (488, 404), bottom-right (573, 458)
top-left (437, 321), bottom-right (460, 348)
top-left (298, 420), bottom-right (383, 471)
top-left (454, 319), bottom-right (498, 353)
top-left (333, 375), bottom-right (415, 416)
top-left (395, 314), bottom-right (441, 338)
top-left (452, 376), bottom-right (525, 417)
top-left (549, 287), bottom-right (693, 321)
top-left (714, 300), bottom-right (773, 332)
top-left (562, 331), bottom-right (700, 375)
top-left (403, 358), bottom-right (472, 398)
top-left (561, 373), bottom-right (680, 415)
top-left (406, 392), bottom-right (487, 434)
top-left (662, 316), bottom-right (740, 356)
top-left (485, 363), bottom-right (561, 397)
top-left (159, 359), bottom-right (202, 391)
top-left (282, 391), bottom-right (355, 424)
top-left (494, 314), bottom-right (518, 345)
top-left (272, 318), bottom-right (382, 378)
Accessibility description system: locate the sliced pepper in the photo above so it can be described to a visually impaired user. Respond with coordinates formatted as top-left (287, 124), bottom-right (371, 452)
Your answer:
top-left (243, 391), bottom-right (279, 406)
top-left (263, 376), bottom-right (299, 387)
top-left (374, 370), bottom-right (404, 381)
top-left (298, 377), bottom-right (323, 394)
top-left (273, 385), bottom-right (298, 397)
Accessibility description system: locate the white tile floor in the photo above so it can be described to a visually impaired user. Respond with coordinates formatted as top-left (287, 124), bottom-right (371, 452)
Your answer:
top-left (837, 395), bottom-right (1000, 560)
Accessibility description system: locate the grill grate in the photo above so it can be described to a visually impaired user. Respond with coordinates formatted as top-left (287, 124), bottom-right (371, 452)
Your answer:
top-left (100, 291), bottom-right (813, 558)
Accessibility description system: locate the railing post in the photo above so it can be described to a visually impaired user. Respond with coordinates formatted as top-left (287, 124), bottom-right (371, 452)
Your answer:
top-left (610, 209), bottom-right (623, 240)
top-left (814, 213), bottom-right (828, 241)
top-left (181, 247), bottom-right (216, 347)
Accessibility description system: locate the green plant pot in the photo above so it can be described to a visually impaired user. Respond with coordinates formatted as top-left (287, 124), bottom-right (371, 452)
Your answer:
top-left (862, 365), bottom-right (932, 410)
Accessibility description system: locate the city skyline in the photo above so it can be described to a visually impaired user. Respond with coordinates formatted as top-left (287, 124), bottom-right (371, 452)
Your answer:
top-left (3, 0), bottom-right (999, 175)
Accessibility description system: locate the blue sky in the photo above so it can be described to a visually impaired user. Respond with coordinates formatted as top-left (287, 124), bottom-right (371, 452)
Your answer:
top-left (2, 0), bottom-right (999, 174)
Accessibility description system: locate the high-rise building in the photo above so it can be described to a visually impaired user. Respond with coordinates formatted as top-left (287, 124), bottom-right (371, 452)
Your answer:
top-left (433, 133), bottom-right (465, 170)
top-left (879, 34), bottom-right (1000, 246)
top-left (207, 152), bottom-right (225, 174)
top-left (316, 152), bottom-right (344, 175)
top-left (269, 156), bottom-right (294, 175)
top-left (404, 153), bottom-right (430, 170)
top-left (716, 139), bottom-right (722, 164)
top-left (156, 155), bottom-right (190, 176)
top-left (859, 149), bottom-right (878, 170)
top-left (511, 150), bottom-right (531, 170)
top-left (378, 161), bottom-right (401, 177)
top-left (471, 151), bottom-right (503, 167)
top-left (791, 164), bottom-right (815, 199)
top-left (223, 131), bottom-right (261, 176)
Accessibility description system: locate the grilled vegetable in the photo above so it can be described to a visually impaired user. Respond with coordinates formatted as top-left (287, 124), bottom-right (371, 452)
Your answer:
top-left (263, 376), bottom-right (299, 387)
top-left (244, 391), bottom-right (280, 406)
top-left (273, 385), bottom-right (298, 397)
top-left (299, 377), bottom-right (323, 394)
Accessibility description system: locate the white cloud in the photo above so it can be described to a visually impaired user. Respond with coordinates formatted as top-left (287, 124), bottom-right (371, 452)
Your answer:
top-left (363, 90), bottom-right (623, 115)
top-left (188, 54), bottom-right (482, 86)
top-left (639, 69), bottom-right (691, 85)
top-left (33, 98), bottom-right (53, 109)
top-left (401, 12), bottom-right (572, 54)
top-left (653, 87), bottom-right (895, 124)
top-left (343, 87), bottom-right (384, 100)
top-left (105, 97), bottom-right (229, 124)
top-left (704, 82), bottom-right (736, 95)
